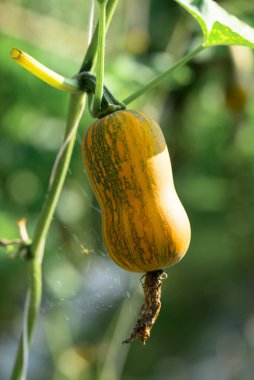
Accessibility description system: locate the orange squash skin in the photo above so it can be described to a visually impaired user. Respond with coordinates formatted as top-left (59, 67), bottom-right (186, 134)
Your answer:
top-left (82, 110), bottom-right (191, 272)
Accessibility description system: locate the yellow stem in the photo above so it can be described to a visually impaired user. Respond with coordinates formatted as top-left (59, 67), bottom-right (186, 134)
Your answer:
top-left (10, 48), bottom-right (81, 93)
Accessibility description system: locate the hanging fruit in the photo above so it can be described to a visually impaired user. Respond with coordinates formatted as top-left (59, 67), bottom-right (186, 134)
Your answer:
top-left (82, 109), bottom-right (191, 343)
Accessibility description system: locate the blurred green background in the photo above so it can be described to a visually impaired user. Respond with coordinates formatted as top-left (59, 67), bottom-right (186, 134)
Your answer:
top-left (1, 0), bottom-right (254, 379)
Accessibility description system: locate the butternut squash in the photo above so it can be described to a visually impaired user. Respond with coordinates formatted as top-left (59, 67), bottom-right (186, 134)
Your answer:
top-left (82, 109), bottom-right (191, 273)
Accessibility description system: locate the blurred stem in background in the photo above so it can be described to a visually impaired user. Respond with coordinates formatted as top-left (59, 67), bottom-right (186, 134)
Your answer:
top-left (97, 290), bottom-right (141, 380)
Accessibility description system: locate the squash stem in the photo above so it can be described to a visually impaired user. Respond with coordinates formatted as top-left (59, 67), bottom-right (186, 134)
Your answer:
top-left (123, 270), bottom-right (166, 345)
top-left (77, 72), bottom-right (125, 117)
top-left (93, 0), bottom-right (108, 114)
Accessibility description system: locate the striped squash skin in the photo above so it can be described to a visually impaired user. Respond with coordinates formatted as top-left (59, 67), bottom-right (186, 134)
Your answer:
top-left (82, 110), bottom-right (191, 272)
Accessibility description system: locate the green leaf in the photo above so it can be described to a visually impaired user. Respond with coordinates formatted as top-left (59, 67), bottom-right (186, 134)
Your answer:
top-left (175, 0), bottom-right (254, 48)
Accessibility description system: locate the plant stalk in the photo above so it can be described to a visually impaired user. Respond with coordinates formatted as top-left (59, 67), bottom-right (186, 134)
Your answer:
top-left (123, 45), bottom-right (204, 105)
top-left (10, 0), bottom-right (119, 378)
top-left (10, 94), bottom-right (86, 380)
top-left (11, 260), bottom-right (42, 380)
top-left (31, 94), bottom-right (86, 263)
top-left (93, 0), bottom-right (108, 114)
top-left (80, 0), bottom-right (118, 72)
